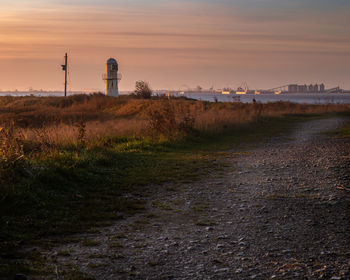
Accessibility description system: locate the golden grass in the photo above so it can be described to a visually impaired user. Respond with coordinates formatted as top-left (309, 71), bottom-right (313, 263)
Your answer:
top-left (19, 119), bottom-right (148, 147)
top-left (0, 94), bottom-right (349, 149)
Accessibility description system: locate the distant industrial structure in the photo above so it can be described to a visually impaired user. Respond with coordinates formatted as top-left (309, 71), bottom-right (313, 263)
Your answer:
top-left (266, 83), bottom-right (342, 94)
top-left (103, 58), bottom-right (121, 97)
top-left (288, 83), bottom-right (325, 93)
top-left (167, 82), bottom-right (347, 97)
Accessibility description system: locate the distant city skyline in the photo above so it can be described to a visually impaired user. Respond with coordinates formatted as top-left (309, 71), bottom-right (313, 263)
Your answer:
top-left (0, 0), bottom-right (349, 91)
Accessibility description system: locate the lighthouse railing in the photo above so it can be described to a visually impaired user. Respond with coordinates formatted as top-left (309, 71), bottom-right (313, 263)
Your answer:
top-left (102, 73), bottom-right (122, 81)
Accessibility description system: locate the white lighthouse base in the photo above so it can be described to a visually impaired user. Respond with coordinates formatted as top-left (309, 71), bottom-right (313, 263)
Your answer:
top-left (106, 80), bottom-right (119, 97)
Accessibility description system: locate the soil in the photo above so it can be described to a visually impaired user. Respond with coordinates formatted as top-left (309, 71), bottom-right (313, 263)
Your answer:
top-left (34, 117), bottom-right (350, 279)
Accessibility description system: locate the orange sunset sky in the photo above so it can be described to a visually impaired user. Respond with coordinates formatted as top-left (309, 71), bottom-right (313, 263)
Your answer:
top-left (0, 0), bottom-right (349, 92)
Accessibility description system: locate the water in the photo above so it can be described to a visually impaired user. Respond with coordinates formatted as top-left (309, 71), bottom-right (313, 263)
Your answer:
top-left (0, 91), bottom-right (82, 97)
top-left (1, 91), bottom-right (350, 104)
top-left (179, 92), bottom-right (350, 104)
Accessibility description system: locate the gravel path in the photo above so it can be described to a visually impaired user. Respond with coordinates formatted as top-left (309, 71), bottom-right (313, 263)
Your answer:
top-left (45, 117), bottom-right (350, 280)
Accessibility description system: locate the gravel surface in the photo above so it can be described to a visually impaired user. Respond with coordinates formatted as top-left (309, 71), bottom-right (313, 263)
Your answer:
top-left (43, 117), bottom-right (350, 280)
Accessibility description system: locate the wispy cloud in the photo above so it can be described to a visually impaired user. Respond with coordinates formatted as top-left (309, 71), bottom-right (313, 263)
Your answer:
top-left (0, 0), bottom-right (349, 90)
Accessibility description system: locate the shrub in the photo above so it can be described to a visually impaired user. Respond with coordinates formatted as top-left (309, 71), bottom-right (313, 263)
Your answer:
top-left (0, 123), bottom-right (25, 189)
top-left (147, 101), bottom-right (177, 136)
top-left (76, 120), bottom-right (87, 146)
top-left (146, 100), bottom-right (196, 139)
top-left (134, 81), bottom-right (152, 99)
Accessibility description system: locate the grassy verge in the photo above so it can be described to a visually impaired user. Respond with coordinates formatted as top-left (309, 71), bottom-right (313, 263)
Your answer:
top-left (327, 124), bottom-right (350, 138)
top-left (323, 111), bottom-right (350, 138)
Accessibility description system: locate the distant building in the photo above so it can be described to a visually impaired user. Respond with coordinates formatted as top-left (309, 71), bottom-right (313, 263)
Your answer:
top-left (288, 83), bottom-right (325, 93)
top-left (320, 83), bottom-right (325, 92)
top-left (297, 85), bottom-right (307, 92)
top-left (288, 84), bottom-right (298, 92)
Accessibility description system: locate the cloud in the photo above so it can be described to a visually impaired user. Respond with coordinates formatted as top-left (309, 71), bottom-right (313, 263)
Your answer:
top-left (0, 0), bottom-right (349, 90)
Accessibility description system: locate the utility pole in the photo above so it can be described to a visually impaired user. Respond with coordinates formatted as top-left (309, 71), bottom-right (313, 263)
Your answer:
top-left (61, 53), bottom-right (68, 97)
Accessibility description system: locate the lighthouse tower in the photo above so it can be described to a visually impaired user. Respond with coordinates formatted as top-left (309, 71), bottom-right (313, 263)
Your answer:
top-left (104, 58), bottom-right (121, 97)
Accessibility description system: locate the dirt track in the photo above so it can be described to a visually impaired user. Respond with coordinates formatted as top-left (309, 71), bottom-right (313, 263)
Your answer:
top-left (43, 117), bottom-right (350, 280)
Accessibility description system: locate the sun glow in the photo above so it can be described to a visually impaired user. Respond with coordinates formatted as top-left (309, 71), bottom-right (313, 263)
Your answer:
top-left (0, 1), bottom-right (349, 91)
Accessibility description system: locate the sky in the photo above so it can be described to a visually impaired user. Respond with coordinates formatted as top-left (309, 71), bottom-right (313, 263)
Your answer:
top-left (0, 0), bottom-right (349, 91)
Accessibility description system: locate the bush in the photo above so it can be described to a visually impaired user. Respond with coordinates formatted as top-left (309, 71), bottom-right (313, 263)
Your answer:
top-left (147, 100), bottom-right (196, 139)
top-left (0, 124), bottom-right (25, 188)
top-left (147, 101), bottom-right (176, 136)
top-left (134, 81), bottom-right (152, 99)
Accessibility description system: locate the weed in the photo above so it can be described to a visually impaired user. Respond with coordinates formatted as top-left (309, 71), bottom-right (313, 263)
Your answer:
top-left (86, 228), bottom-right (101, 234)
top-left (327, 123), bottom-right (350, 138)
top-left (80, 239), bottom-right (101, 247)
top-left (151, 201), bottom-right (173, 210)
top-left (109, 241), bottom-right (123, 249)
top-left (76, 120), bottom-right (87, 146)
top-left (57, 250), bottom-right (72, 257)
top-left (114, 233), bottom-right (127, 239)
top-left (146, 100), bottom-right (197, 140)
top-left (0, 249), bottom-right (53, 278)
top-left (144, 213), bottom-right (157, 218)
top-left (148, 260), bottom-right (160, 266)
top-left (88, 253), bottom-right (107, 259)
top-left (110, 254), bottom-right (125, 260)
top-left (133, 219), bottom-right (150, 225)
top-left (147, 101), bottom-right (177, 137)
top-left (135, 242), bottom-right (148, 248)
top-left (195, 219), bottom-right (217, 226)
top-left (61, 268), bottom-right (95, 280)
top-left (0, 123), bottom-right (25, 196)
top-left (87, 263), bottom-right (108, 269)
top-left (191, 203), bottom-right (210, 212)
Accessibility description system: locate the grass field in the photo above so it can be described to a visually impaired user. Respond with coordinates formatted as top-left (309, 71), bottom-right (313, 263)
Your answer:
top-left (1, 94), bottom-right (350, 278)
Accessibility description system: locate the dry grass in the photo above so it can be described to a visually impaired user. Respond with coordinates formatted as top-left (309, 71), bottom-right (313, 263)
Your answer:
top-left (2, 94), bottom-right (347, 198)
top-left (0, 124), bottom-right (25, 194)
top-left (19, 119), bottom-right (147, 147)
top-left (0, 94), bottom-right (349, 151)
top-left (195, 101), bottom-right (350, 132)
top-left (0, 93), bottom-right (121, 128)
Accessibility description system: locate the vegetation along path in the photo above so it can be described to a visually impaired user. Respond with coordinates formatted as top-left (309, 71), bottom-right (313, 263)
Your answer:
top-left (33, 117), bottom-right (350, 279)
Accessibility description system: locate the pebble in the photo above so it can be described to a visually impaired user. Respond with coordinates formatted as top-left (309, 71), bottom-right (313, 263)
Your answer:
top-left (218, 235), bottom-right (229, 240)
top-left (215, 268), bottom-right (230, 273)
top-left (14, 275), bottom-right (28, 280)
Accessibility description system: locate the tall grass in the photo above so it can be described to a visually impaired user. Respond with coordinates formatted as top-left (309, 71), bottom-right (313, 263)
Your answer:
top-left (0, 94), bottom-right (348, 181)
top-left (0, 123), bottom-right (25, 194)
top-left (1, 94), bottom-right (348, 208)
top-left (1, 94), bottom-right (349, 148)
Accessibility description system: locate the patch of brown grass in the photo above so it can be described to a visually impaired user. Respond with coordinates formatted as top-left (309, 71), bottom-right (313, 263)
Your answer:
top-left (0, 93), bottom-right (121, 128)
top-left (0, 123), bottom-right (25, 191)
top-left (0, 94), bottom-right (349, 149)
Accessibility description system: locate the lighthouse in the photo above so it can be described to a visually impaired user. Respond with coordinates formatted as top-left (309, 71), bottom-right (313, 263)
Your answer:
top-left (103, 58), bottom-right (121, 97)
